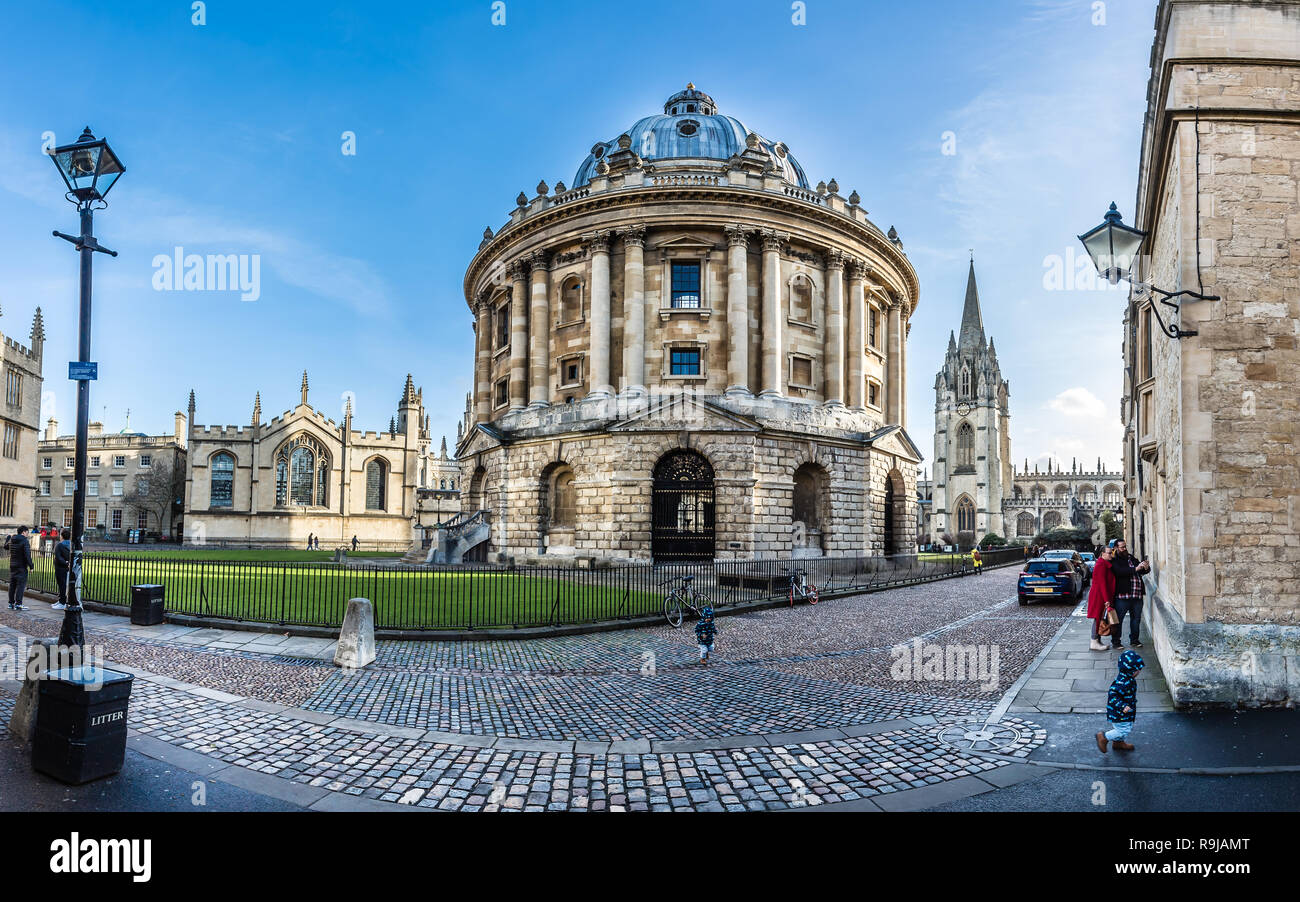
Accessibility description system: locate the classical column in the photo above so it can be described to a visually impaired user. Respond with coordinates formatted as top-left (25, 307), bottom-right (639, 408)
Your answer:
top-left (528, 252), bottom-right (551, 408)
top-left (759, 230), bottom-right (785, 398)
top-left (847, 260), bottom-right (867, 410)
top-left (724, 224), bottom-right (751, 397)
top-left (508, 261), bottom-right (529, 411)
top-left (585, 231), bottom-right (613, 397)
top-left (899, 296), bottom-right (910, 429)
top-left (473, 296), bottom-right (491, 422)
top-left (621, 226), bottom-right (647, 394)
top-left (824, 249), bottom-right (845, 407)
top-left (887, 295), bottom-right (903, 424)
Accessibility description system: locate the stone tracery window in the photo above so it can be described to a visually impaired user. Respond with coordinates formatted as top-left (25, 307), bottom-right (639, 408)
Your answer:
top-left (959, 366), bottom-right (972, 399)
top-left (274, 434), bottom-right (331, 507)
top-left (956, 422), bottom-right (974, 469)
top-left (365, 459), bottom-right (386, 511)
top-left (956, 496), bottom-right (976, 534)
top-left (210, 452), bottom-right (234, 509)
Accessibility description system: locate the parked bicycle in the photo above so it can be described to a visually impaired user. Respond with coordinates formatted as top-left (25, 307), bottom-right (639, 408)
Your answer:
top-left (662, 574), bottom-right (711, 627)
top-left (785, 566), bottom-right (819, 606)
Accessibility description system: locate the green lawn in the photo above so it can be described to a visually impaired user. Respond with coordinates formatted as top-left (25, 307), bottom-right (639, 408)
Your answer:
top-left (27, 554), bottom-right (660, 630)
top-left (80, 547), bottom-right (407, 562)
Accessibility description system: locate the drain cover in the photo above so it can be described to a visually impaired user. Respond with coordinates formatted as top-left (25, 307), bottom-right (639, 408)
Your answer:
top-left (936, 721), bottom-right (1024, 754)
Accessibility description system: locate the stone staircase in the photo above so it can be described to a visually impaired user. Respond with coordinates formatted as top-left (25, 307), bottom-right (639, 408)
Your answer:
top-left (424, 511), bottom-right (492, 564)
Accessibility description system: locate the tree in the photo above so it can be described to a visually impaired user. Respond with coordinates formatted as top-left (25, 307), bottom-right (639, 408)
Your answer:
top-left (123, 458), bottom-right (184, 537)
top-left (956, 530), bottom-right (976, 551)
top-left (1098, 510), bottom-right (1123, 544)
top-left (979, 532), bottom-right (1007, 547)
top-left (940, 531), bottom-right (956, 547)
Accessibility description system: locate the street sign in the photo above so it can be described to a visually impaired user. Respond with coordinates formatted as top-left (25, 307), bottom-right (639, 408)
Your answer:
top-left (68, 362), bottom-right (98, 381)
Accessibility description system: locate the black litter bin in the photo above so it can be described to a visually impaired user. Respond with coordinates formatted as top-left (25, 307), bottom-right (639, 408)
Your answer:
top-left (130, 584), bottom-right (165, 625)
top-left (32, 666), bottom-right (134, 784)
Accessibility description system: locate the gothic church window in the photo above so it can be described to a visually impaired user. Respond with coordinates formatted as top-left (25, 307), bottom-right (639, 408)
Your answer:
top-left (956, 422), bottom-right (974, 469)
top-left (366, 459), bottom-right (387, 511)
top-left (210, 452), bottom-right (235, 509)
top-left (956, 496), bottom-right (975, 533)
top-left (959, 367), bottom-right (972, 399)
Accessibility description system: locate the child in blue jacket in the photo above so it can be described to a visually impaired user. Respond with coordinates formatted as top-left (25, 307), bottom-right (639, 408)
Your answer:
top-left (694, 605), bottom-right (716, 665)
top-left (1097, 650), bottom-right (1144, 752)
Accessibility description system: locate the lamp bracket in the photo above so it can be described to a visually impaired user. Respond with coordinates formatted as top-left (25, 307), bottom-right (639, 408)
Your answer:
top-left (1132, 282), bottom-right (1218, 339)
top-left (51, 230), bottom-right (118, 257)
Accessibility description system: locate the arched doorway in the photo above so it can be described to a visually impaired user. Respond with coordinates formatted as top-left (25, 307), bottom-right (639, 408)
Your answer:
top-left (883, 468), bottom-right (906, 554)
top-left (652, 450), bottom-right (715, 561)
top-left (792, 463), bottom-right (828, 556)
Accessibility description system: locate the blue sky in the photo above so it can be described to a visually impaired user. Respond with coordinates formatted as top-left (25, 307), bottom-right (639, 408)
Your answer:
top-left (0, 0), bottom-right (1153, 474)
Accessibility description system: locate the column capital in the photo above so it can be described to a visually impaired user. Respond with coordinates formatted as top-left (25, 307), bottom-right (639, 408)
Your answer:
top-left (474, 293), bottom-right (493, 314)
top-left (759, 229), bottom-right (787, 252)
top-left (507, 259), bottom-right (529, 281)
top-left (582, 230), bottom-right (613, 254)
top-left (847, 258), bottom-right (870, 281)
top-left (825, 248), bottom-right (845, 271)
top-left (621, 225), bottom-right (646, 248)
top-left (724, 224), bottom-right (751, 247)
top-left (526, 250), bottom-right (552, 273)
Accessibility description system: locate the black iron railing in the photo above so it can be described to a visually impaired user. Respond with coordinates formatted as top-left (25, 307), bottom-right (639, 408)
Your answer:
top-left (18, 546), bottom-right (1025, 632)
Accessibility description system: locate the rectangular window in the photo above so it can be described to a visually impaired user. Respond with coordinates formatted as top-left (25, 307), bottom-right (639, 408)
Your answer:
top-left (112, 479), bottom-right (123, 496)
top-left (1140, 306), bottom-right (1153, 381)
top-left (869, 308), bottom-right (879, 348)
top-left (90, 456), bottom-right (100, 468)
top-left (791, 357), bottom-right (812, 386)
top-left (86, 509), bottom-right (97, 528)
top-left (0, 487), bottom-right (13, 518)
top-left (494, 378), bottom-right (508, 408)
top-left (39, 479), bottom-right (50, 496)
top-left (868, 381), bottom-right (880, 408)
top-left (140, 454), bottom-right (152, 468)
top-left (114, 455), bottom-right (125, 468)
top-left (63, 479), bottom-right (73, 496)
top-left (495, 305), bottom-right (510, 349)
top-left (87, 478), bottom-right (98, 497)
top-left (112, 509), bottom-right (122, 530)
top-left (670, 348), bottom-right (701, 375)
top-left (137, 477), bottom-right (149, 495)
top-left (670, 262), bottom-right (701, 308)
top-left (137, 511), bottom-right (149, 530)
top-left (39, 509), bottom-right (49, 528)
top-left (65, 456), bottom-right (75, 469)
top-left (2, 424), bottom-right (18, 459)
top-left (559, 358), bottom-right (582, 387)
top-left (42, 457), bottom-right (52, 470)
top-left (63, 509), bottom-right (73, 528)
top-left (5, 369), bottom-right (21, 408)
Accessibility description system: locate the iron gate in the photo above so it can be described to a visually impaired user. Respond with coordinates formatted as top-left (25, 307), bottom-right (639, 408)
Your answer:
top-left (652, 450), bottom-right (715, 561)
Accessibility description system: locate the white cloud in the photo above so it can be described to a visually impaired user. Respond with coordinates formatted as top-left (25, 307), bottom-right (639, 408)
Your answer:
top-left (1048, 386), bottom-right (1107, 418)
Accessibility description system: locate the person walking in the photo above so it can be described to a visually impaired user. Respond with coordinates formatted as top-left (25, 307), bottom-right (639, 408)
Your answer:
top-left (52, 528), bottom-right (72, 611)
top-left (351, 535), bottom-right (358, 552)
top-left (694, 605), bottom-right (717, 665)
top-left (307, 532), bottom-right (314, 551)
top-left (1086, 543), bottom-right (1116, 651)
top-left (1109, 539), bottom-right (1149, 649)
top-left (1096, 650), bottom-right (1145, 752)
top-left (8, 525), bottom-right (34, 611)
top-left (971, 547), bottom-right (983, 575)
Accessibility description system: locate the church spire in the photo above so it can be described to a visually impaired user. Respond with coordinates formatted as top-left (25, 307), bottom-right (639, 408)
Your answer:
top-left (958, 259), bottom-right (985, 352)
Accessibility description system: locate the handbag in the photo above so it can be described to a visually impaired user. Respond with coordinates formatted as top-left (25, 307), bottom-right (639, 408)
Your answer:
top-left (1105, 604), bottom-right (1120, 626)
top-left (1097, 617), bottom-right (1111, 637)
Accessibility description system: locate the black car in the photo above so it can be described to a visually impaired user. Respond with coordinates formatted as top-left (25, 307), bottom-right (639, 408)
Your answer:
top-left (1018, 557), bottom-right (1083, 605)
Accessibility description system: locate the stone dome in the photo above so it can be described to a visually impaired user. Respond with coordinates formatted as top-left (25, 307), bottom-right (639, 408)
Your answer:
top-left (573, 84), bottom-right (810, 189)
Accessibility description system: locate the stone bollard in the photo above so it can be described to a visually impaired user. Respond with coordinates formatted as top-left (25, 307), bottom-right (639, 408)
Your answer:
top-left (8, 638), bottom-right (81, 743)
top-left (334, 598), bottom-right (375, 669)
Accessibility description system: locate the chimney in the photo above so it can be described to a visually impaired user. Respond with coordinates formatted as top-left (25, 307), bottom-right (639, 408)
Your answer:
top-left (174, 411), bottom-right (186, 445)
top-left (44, 418), bottom-right (57, 441)
top-left (88, 422), bottom-right (104, 437)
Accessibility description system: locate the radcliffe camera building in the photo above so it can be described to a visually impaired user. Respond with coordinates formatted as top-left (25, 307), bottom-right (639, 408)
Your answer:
top-left (456, 86), bottom-right (922, 563)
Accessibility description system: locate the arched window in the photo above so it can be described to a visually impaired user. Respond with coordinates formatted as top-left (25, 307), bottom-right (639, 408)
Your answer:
top-left (956, 496), bottom-right (976, 534)
top-left (1043, 511), bottom-right (1062, 530)
top-left (440, 479), bottom-right (446, 490)
top-left (210, 453), bottom-right (235, 509)
top-left (561, 276), bottom-right (583, 323)
top-left (959, 366), bottom-right (972, 399)
top-left (1054, 484), bottom-right (1070, 500)
top-left (365, 459), bottom-right (386, 511)
top-left (1103, 484), bottom-right (1122, 504)
top-left (1017, 512), bottom-right (1036, 536)
top-left (276, 434), bottom-right (331, 507)
top-left (789, 275), bottom-right (813, 323)
top-left (551, 467), bottom-right (576, 528)
top-left (956, 422), bottom-right (974, 469)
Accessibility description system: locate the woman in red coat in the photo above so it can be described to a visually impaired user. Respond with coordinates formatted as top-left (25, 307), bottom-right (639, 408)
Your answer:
top-left (1087, 545), bottom-right (1117, 651)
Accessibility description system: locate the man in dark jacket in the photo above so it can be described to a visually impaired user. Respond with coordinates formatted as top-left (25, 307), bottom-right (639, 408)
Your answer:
top-left (53, 528), bottom-right (72, 610)
top-left (8, 525), bottom-right (34, 611)
top-left (1109, 539), bottom-right (1150, 649)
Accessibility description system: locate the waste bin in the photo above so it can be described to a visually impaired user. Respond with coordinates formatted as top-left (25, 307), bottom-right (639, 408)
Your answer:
top-left (130, 584), bottom-right (165, 625)
top-left (32, 666), bottom-right (134, 784)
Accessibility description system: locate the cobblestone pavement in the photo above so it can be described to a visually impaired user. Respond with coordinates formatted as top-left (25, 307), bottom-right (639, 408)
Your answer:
top-left (0, 567), bottom-right (1061, 811)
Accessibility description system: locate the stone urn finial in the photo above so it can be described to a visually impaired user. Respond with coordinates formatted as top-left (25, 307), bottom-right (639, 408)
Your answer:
top-left (617, 133), bottom-right (632, 150)
top-left (827, 177), bottom-right (839, 194)
top-left (482, 226), bottom-right (493, 240)
top-left (595, 159), bottom-right (609, 176)
top-left (746, 132), bottom-right (760, 150)
top-left (848, 190), bottom-right (861, 206)
top-left (536, 179), bottom-right (549, 196)
top-left (554, 180), bottom-right (566, 194)
top-left (516, 191), bottom-right (528, 207)
top-left (816, 180), bottom-right (827, 195)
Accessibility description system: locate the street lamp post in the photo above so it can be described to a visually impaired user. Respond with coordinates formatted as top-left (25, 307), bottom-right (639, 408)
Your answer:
top-left (48, 127), bottom-right (125, 651)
